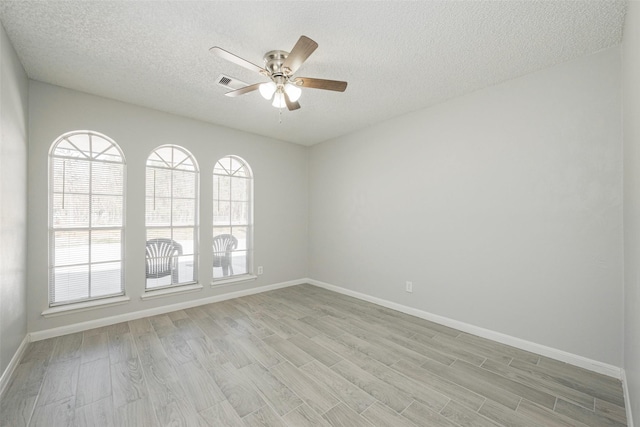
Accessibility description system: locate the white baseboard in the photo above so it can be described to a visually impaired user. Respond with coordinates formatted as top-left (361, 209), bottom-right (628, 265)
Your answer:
top-left (0, 334), bottom-right (30, 396)
top-left (622, 369), bottom-right (635, 427)
top-left (307, 278), bottom-right (623, 379)
top-left (26, 275), bottom-right (626, 382)
top-left (29, 278), bottom-right (305, 342)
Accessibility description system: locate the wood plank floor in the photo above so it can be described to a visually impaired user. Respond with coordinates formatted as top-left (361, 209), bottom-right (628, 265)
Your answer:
top-left (0, 284), bottom-right (627, 426)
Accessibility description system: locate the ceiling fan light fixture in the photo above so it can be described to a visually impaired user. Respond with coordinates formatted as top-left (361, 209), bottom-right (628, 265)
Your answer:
top-left (272, 91), bottom-right (286, 108)
top-left (284, 83), bottom-right (302, 102)
top-left (259, 82), bottom-right (277, 100)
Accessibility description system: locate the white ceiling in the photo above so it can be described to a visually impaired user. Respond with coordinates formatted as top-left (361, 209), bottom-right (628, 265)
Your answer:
top-left (0, 1), bottom-right (627, 146)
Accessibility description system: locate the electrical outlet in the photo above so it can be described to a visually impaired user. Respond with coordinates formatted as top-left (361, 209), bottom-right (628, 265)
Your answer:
top-left (257, 266), bottom-right (264, 275)
top-left (406, 281), bottom-right (413, 293)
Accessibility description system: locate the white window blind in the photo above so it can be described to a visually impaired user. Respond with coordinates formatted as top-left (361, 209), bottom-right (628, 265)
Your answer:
top-left (49, 131), bottom-right (125, 306)
top-left (145, 145), bottom-right (199, 289)
top-left (213, 155), bottom-right (253, 280)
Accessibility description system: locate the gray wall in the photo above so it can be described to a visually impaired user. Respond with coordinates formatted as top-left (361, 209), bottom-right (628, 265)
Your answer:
top-left (623, 0), bottom-right (640, 423)
top-left (0, 22), bottom-right (28, 377)
top-left (309, 47), bottom-right (624, 366)
top-left (27, 81), bottom-right (308, 333)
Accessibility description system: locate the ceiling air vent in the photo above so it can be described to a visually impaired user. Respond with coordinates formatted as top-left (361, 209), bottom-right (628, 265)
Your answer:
top-left (216, 74), bottom-right (249, 90)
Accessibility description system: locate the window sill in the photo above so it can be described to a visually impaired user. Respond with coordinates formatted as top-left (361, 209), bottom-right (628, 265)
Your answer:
top-left (211, 274), bottom-right (258, 287)
top-left (140, 283), bottom-right (203, 300)
top-left (42, 295), bottom-right (130, 318)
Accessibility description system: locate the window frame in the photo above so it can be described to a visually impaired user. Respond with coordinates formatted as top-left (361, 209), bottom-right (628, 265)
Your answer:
top-left (145, 144), bottom-right (200, 291)
top-left (212, 155), bottom-right (254, 283)
top-left (48, 130), bottom-right (126, 307)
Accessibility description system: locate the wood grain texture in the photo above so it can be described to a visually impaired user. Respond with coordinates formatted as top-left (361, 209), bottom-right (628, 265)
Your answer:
top-left (154, 398), bottom-right (200, 427)
top-left (242, 405), bottom-right (288, 427)
top-left (131, 332), bottom-right (165, 366)
top-left (300, 360), bottom-right (375, 414)
top-left (331, 360), bottom-right (411, 412)
top-left (480, 358), bottom-right (595, 409)
top-left (555, 398), bottom-right (626, 427)
top-left (111, 357), bottom-right (148, 408)
top-left (209, 336), bottom-right (252, 369)
top-left (240, 362), bottom-right (303, 416)
top-left (74, 397), bottom-right (115, 427)
top-left (270, 360), bottom-right (339, 415)
top-left (361, 401), bottom-right (418, 427)
top-left (76, 358), bottom-right (111, 407)
top-left (393, 332), bottom-right (485, 366)
top-left (140, 357), bottom-right (186, 407)
top-left (0, 393), bottom-right (37, 427)
top-left (355, 355), bottom-right (451, 413)
top-left (50, 332), bottom-right (83, 364)
top-left (36, 358), bottom-right (80, 407)
top-left (263, 334), bottom-right (313, 367)
top-left (596, 399), bottom-right (629, 425)
top-left (401, 400), bottom-right (460, 427)
top-left (478, 399), bottom-right (541, 427)
top-left (515, 357), bottom-right (625, 407)
top-left (288, 333), bottom-right (342, 367)
top-left (128, 318), bottom-right (153, 335)
top-left (30, 397), bottom-right (75, 427)
top-left (391, 359), bottom-right (487, 411)
top-left (20, 338), bottom-right (55, 366)
top-left (322, 403), bottom-right (374, 427)
top-left (236, 334), bottom-right (282, 368)
top-left (1, 284), bottom-right (627, 426)
top-left (114, 397), bottom-right (159, 427)
top-left (0, 361), bottom-right (44, 427)
top-left (199, 400), bottom-right (244, 427)
top-left (81, 333), bottom-right (109, 364)
top-left (204, 358), bottom-right (265, 418)
top-left (420, 357), bottom-right (522, 410)
top-left (516, 399), bottom-right (587, 427)
top-left (159, 333), bottom-right (196, 366)
top-left (452, 359), bottom-right (556, 409)
top-left (439, 400), bottom-right (499, 427)
top-left (108, 332), bottom-right (136, 364)
top-left (283, 403), bottom-right (331, 427)
top-left (173, 360), bottom-right (224, 411)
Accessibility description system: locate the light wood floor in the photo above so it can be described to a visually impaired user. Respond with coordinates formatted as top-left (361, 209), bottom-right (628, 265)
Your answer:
top-left (0, 284), bottom-right (627, 427)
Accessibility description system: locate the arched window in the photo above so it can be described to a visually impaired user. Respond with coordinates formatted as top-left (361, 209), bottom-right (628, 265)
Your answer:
top-left (145, 145), bottom-right (199, 289)
top-left (49, 131), bottom-right (125, 305)
top-left (213, 155), bottom-right (253, 280)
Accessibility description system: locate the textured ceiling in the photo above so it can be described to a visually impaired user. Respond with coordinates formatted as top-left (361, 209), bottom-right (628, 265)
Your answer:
top-left (0, 1), bottom-right (627, 146)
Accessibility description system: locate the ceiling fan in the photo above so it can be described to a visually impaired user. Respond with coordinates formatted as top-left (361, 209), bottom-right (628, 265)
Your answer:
top-left (210, 36), bottom-right (347, 111)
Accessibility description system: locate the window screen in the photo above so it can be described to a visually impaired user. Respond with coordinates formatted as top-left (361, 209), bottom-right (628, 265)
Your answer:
top-left (145, 145), bottom-right (199, 289)
top-left (49, 131), bottom-right (125, 306)
top-left (213, 155), bottom-right (253, 280)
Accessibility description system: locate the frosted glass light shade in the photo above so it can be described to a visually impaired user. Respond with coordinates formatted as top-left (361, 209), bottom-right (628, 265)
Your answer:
top-left (259, 82), bottom-right (276, 100)
top-left (272, 92), bottom-right (286, 108)
top-left (284, 83), bottom-right (302, 102)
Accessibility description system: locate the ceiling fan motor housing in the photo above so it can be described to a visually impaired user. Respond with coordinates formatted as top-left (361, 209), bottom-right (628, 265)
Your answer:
top-left (264, 50), bottom-right (290, 75)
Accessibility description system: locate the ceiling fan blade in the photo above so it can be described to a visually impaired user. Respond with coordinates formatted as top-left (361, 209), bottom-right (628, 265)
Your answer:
top-left (225, 83), bottom-right (262, 97)
top-left (210, 47), bottom-right (264, 74)
top-left (284, 92), bottom-right (301, 111)
top-left (282, 36), bottom-right (318, 75)
top-left (294, 77), bottom-right (347, 92)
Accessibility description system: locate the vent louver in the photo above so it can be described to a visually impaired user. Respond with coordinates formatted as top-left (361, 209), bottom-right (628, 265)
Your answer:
top-left (216, 74), bottom-right (248, 90)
